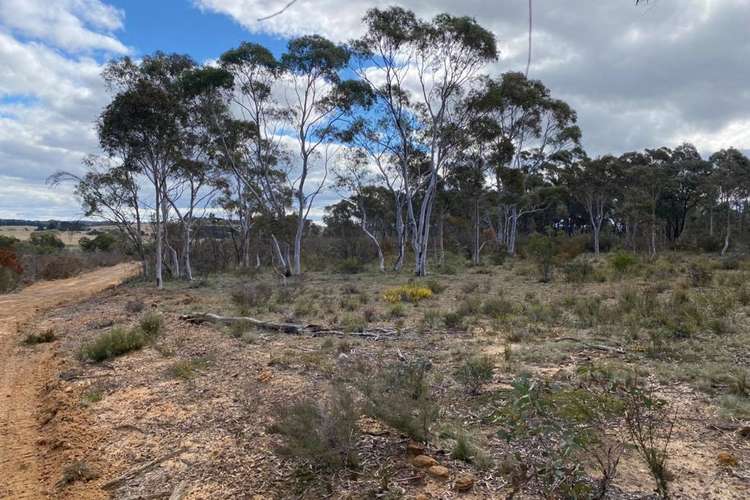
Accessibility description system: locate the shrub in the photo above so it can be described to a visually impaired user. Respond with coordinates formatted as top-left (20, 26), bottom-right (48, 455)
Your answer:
top-left (481, 297), bottom-right (515, 319)
top-left (40, 255), bottom-right (83, 280)
top-left (270, 384), bottom-right (359, 470)
top-left (423, 278), bottom-right (447, 294)
top-left (124, 299), bottom-right (145, 314)
top-left (337, 257), bottom-right (365, 274)
top-left (169, 358), bottom-right (209, 380)
top-left (443, 311), bottom-right (464, 330)
top-left (562, 259), bottom-right (595, 283)
top-left (687, 261), bottom-right (713, 287)
top-left (59, 461), bottom-right (98, 485)
top-left (139, 312), bottom-right (163, 339)
top-left (454, 354), bottom-right (495, 394)
top-left (0, 266), bottom-right (20, 293)
top-left (557, 234), bottom-right (589, 261)
top-left (23, 329), bottom-right (56, 345)
top-left (231, 283), bottom-right (273, 310)
top-left (29, 231), bottom-right (65, 253)
top-left (387, 303), bottom-right (406, 318)
top-left (621, 383), bottom-right (674, 499)
top-left (383, 285), bottom-right (432, 304)
top-left (80, 327), bottom-right (145, 362)
top-left (526, 234), bottom-right (558, 282)
top-left (79, 232), bottom-right (117, 252)
top-left (450, 432), bottom-right (491, 467)
top-left (419, 309), bottom-right (442, 333)
top-left (354, 358), bottom-right (437, 442)
top-left (610, 251), bottom-right (638, 275)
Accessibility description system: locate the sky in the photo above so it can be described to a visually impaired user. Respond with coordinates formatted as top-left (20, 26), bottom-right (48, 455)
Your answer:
top-left (0, 0), bottom-right (748, 220)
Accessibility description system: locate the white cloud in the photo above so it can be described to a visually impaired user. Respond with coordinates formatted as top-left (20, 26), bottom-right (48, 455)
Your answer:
top-left (0, 0), bottom-right (128, 54)
top-left (196, 0), bottom-right (750, 156)
top-left (0, 0), bottom-right (126, 218)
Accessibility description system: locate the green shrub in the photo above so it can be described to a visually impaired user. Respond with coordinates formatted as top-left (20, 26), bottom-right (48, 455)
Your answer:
top-left (443, 311), bottom-right (465, 330)
top-left (481, 297), bottom-right (515, 319)
top-left (455, 354), bottom-right (495, 394)
top-left (419, 309), bottom-right (442, 333)
top-left (687, 261), bottom-right (713, 287)
top-left (80, 327), bottom-right (145, 362)
top-left (387, 303), bottom-right (406, 318)
top-left (527, 234), bottom-right (558, 282)
top-left (562, 260), bottom-right (595, 283)
top-left (337, 257), bottom-right (365, 274)
top-left (354, 358), bottom-right (437, 442)
top-left (79, 232), bottom-right (117, 252)
top-left (29, 231), bottom-right (65, 253)
top-left (139, 312), bottom-right (163, 339)
top-left (610, 251), bottom-right (638, 274)
top-left (270, 384), bottom-right (359, 470)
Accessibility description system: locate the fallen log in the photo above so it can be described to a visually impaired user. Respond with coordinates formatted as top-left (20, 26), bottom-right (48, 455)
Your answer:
top-left (102, 448), bottom-right (186, 490)
top-left (551, 337), bottom-right (626, 354)
top-left (179, 313), bottom-right (399, 339)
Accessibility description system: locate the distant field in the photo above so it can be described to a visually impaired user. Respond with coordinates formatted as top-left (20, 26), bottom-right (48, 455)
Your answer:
top-left (0, 226), bottom-right (89, 246)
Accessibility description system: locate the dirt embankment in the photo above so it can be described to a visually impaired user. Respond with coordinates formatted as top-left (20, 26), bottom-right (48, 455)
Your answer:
top-left (0, 263), bottom-right (139, 499)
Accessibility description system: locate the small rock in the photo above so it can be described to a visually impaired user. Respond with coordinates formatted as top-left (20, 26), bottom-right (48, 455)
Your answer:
top-left (427, 465), bottom-right (450, 479)
top-left (738, 426), bottom-right (750, 439)
top-left (454, 472), bottom-right (476, 491)
top-left (412, 455), bottom-right (438, 468)
top-left (407, 441), bottom-right (425, 456)
top-left (256, 370), bottom-right (272, 383)
top-left (717, 452), bottom-right (737, 466)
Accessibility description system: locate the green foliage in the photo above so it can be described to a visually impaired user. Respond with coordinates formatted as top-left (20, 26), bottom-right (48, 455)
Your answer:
top-left (443, 311), bottom-right (465, 330)
top-left (270, 384), bottom-right (359, 470)
top-left (481, 297), bottom-right (515, 319)
top-left (79, 232), bottom-right (117, 252)
top-left (337, 256), bottom-right (365, 274)
top-left (562, 259), bottom-right (596, 283)
top-left (610, 251), bottom-right (638, 275)
top-left (80, 327), bottom-right (146, 362)
top-left (354, 358), bottom-right (437, 442)
top-left (621, 383), bottom-right (674, 499)
top-left (526, 234), bottom-right (558, 282)
top-left (28, 231), bottom-right (65, 253)
top-left (687, 261), bottom-right (713, 287)
top-left (139, 312), bottom-right (163, 339)
top-left (454, 354), bottom-right (494, 394)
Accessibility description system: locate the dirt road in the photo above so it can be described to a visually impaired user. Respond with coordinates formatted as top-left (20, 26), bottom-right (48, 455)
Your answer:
top-left (0, 263), bottom-right (140, 499)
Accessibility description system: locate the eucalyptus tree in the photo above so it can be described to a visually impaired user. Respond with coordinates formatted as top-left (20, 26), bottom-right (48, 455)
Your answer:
top-left (48, 156), bottom-right (148, 276)
top-left (563, 155), bottom-right (619, 257)
top-left (709, 148), bottom-right (750, 255)
top-left (470, 72), bottom-right (582, 255)
top-left (350, 7), bottom-right (421, 272)
top-left (333, 150), bottom-right (389, 272)
top-left (99, 52), bottom-right (196, 288)
top-left (353, 7), bottom-right (497, 275)
top-left (216, 42), bottom-right (296, 274)
top-left (656, 143), bottom-right (712, 243)
top-left (281, 35), bottom-right (374, 275)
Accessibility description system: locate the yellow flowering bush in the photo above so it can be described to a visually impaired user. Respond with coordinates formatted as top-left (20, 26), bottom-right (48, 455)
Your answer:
top-left (383, 285), bottom-right (433, 304)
